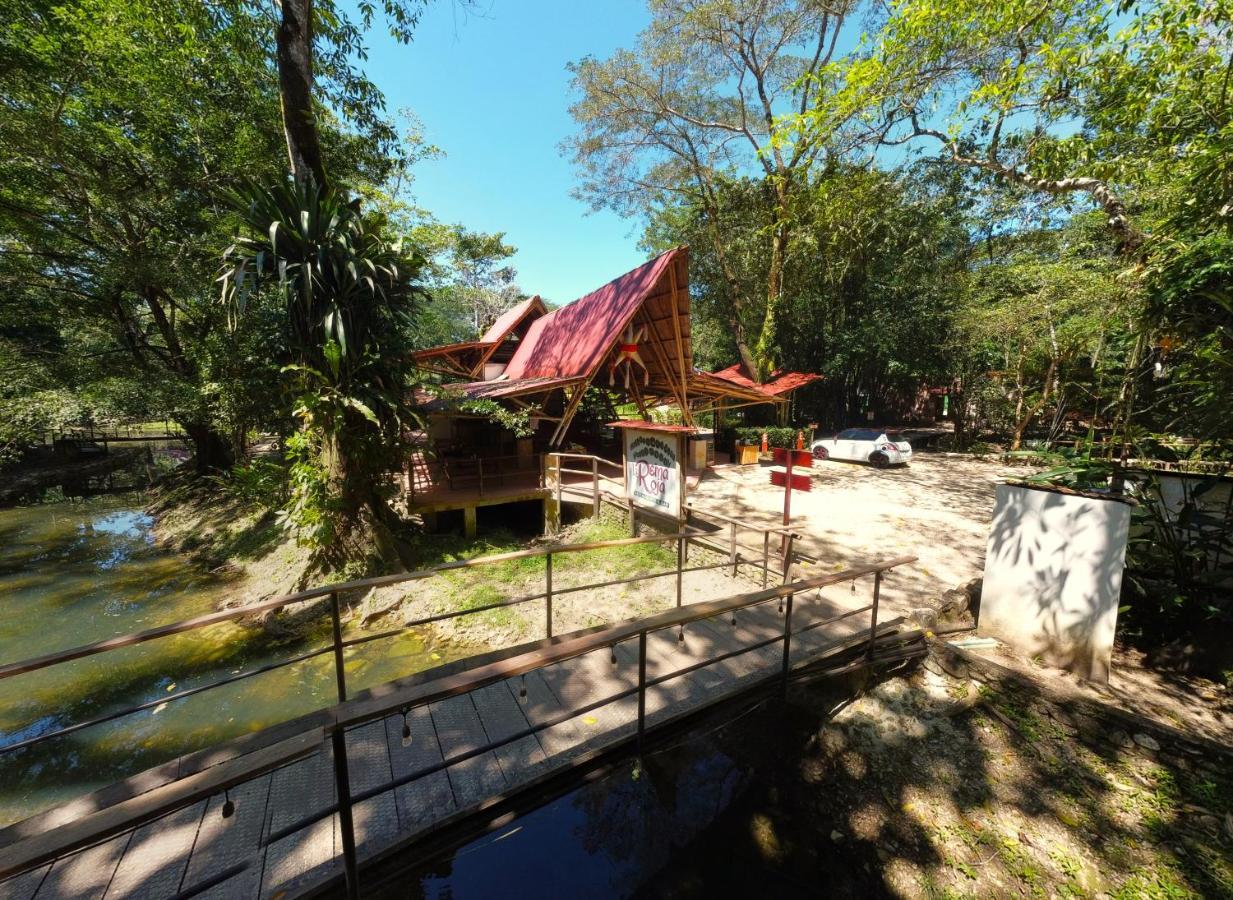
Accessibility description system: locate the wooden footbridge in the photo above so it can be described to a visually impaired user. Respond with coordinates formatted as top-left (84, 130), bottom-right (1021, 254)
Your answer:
top-left (0, 525), bottom-right (919, 900)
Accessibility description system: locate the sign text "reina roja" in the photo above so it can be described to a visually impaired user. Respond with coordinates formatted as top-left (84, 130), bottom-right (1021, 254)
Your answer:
top-left (634, 459), bottom-right (671, 496)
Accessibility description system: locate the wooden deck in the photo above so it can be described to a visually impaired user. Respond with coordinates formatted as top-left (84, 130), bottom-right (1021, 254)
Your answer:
top-left (0, 583), bottom-right (908, 900)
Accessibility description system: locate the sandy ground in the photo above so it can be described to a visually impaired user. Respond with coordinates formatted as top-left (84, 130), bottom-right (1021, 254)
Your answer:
top-left (688, 452), bottom-right (1029, 612)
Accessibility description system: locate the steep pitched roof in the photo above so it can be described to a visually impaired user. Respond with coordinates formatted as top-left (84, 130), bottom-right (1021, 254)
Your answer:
top-left (478, 295), bottom-right (546, 344)
top-left (501, 249), bottom-right (684, 381)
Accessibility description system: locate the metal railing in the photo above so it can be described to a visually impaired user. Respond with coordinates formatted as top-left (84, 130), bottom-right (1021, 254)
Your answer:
top-left (0, 524), bottom-right (787, 755)
top-left (0, 552), bottom-right (917, 896)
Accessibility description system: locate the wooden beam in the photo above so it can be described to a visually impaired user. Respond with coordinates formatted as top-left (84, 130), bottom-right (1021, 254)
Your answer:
top-left (666, 258), bottom-right (689, 411)
top-left (638, 308), bottom-right (693, 425)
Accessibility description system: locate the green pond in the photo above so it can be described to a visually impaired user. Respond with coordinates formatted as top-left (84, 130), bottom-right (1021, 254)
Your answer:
top-left (0, 496), bottom-right (461, 827)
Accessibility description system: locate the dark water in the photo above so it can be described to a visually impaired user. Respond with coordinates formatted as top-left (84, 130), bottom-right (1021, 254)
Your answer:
top-left (0, 497), bottom-right (460, 826)
top-left (361, 700), bottom-right (829, 900)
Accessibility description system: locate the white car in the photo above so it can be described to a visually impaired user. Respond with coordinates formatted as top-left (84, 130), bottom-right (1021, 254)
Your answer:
top-left (811, 428), bottom-right (913, 467)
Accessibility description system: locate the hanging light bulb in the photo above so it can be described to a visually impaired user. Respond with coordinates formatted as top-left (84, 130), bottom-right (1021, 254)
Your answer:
top-left (610, 647), bottom-right (618, 666)
top-left (778, 597), bottom-right (784, 614)
top-left (730, 610), bottom-right (737, 627)
top-left (400, 708), bottom-right (412, 746)
top-left (677, 624), bottom-right (685, 645)
top-left (519, 674), bottom-right (527, 700)
top-left (221, 789), bottom-right (235, 819)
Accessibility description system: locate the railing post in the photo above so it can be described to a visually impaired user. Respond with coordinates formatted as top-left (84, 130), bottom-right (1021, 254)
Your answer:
top-left (780, 532), bottom-right (796, 585)
top-left (477, 457), bottom-right (485, 498)
top-left (545, 552), bottom-right (554, 639)
top-left (591, 457), bottom-right (599, 516)
top-left (675, 535), bottom-right (684, 608)
top-left (781, 592), bottom-right (794, 696)
top-left (637, 630), bottom-right (647, 756)
top-left (330, 727), bottom-right (361, 900)
top-left (762, 532), bottom-right (770, 589)
top-left (867, 570), bottom-right (882, 661)
top-left (729, 522), bottom-right (738, 577)
top-left (330, 592), bottom-right (347, 703)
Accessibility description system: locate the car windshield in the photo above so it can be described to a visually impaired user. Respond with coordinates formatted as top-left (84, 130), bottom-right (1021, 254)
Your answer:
top-left (837, 428), bottom-right (882, 440)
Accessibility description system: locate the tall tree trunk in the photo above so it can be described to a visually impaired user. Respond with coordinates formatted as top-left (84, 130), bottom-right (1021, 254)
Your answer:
top-left (276, 0), bottom-right (326, 186)
top-left (1010, 358), bottom-right (1057, 451)
top-left (753, 182), bottom-right (791, 380)
top-left (701, 200), bottom-right (759, 379)
top-left (182, 421), bottom-right (234, 474)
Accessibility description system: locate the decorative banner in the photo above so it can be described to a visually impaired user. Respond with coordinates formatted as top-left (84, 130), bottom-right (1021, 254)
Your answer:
top-left (624, 428), bottom-right (683, 519)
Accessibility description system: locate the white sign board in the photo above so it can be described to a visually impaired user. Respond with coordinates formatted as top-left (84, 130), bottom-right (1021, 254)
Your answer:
top-left (623, 428), bottom-right (684, 520)
top-left (980, 483), bottom-right (1132, 683)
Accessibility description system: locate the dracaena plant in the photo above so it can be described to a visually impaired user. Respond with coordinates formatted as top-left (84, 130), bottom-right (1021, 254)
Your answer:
top-left (219, 177), bottom-right (427, 563)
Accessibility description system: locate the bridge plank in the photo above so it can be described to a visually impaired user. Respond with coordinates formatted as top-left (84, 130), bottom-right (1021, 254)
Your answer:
top-left (429, 696), bottom-right (507, 808)
top-left (0, 865), bottom-right (48, 900)
top-left (104, 801), bottom-right (205, 899)
top-left (343, 721), bottom-right (399, 854)
top-left (260, 747), bottom-right (337, 900)
top-left (506, 669), bottom-right (584, 761)
top-left (33, 832), bottom-right (129, 900)
top-left (469, 682), bottom-right (546, 788)
top-left (178, 774), bottom-right (271, 900)
top-left (383, 707), bottom-right (454, 833)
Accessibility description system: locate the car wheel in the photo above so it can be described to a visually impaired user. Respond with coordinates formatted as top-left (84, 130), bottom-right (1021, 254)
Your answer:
top-left (812, 446), bottom-right (828, 460)
top-left (869, 452), bottom-right (889, 468)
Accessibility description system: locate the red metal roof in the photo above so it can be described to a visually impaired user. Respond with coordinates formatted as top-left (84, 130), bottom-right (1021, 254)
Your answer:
top-left (606, 420), bottom-right (698, 433)
top-left (502, 249), bottom-right (683, 381)
top-left (479, 295), bottom-right (546, 344)
top-left (711, 364), bottom-right (822, 397)
top-left (456, 376), bottom-right (584, 400)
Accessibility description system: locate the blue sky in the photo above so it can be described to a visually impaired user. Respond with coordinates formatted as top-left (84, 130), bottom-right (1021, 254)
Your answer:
top-left (358, 1), bottom-right (653, 305)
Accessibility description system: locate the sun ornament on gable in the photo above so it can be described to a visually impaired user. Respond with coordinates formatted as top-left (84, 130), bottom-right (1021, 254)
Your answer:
top-left (609, 324), bottom-right (649, 388)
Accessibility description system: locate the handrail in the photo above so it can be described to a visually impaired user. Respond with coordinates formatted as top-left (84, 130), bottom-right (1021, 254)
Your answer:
top-left (548, 451), bottom-right (623, 471)
top-left (0, 531), bottom-right (709, 682)
top-left (0, 553), bottom-right (917, 892)
top-left (333, 554), bottom-right (916, 732)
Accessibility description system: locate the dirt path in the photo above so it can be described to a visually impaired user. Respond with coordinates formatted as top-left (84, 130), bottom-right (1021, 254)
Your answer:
top-left (688, 452), bottom-right (1030, 611)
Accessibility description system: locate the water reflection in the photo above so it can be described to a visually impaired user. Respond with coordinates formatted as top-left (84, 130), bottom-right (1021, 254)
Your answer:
top-left (0, 497), bottom-right (465, 826)
top-left (368, 721), bottom-right (772, 899)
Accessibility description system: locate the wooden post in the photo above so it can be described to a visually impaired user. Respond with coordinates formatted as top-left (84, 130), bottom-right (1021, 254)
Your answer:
top-left (545, 552), bottom-right (553, 639)
top-left (762, 532), bottom-right (770, 589)
top-left (636, 630), bottom-right (647, 756)
top-left (730, 522), bottom-right (738, 577)
top-left (329, 592), bottom-right (347, 703)
top-left (629, 505), bottom-right (638, 538)
top-left (781, 533), bottom-right (797, 585)
top-left (477, 457), bottom-right (485, 498)
top-left (781, 592), bottom-right (794, 695)
top-left (867, 570), bottom-right (882, 661)
top-left (676, 535), bottom-right (684, 608)
top-left (591, 457), bottom-right (599, 517)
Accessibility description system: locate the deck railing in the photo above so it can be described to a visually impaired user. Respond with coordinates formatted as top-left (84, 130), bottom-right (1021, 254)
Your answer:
top-left (0, 551), bottom-right (917, 896)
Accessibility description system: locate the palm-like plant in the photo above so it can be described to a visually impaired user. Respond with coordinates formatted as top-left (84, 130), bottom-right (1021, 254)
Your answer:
top-left (219, 178), bottom-right (427, 561)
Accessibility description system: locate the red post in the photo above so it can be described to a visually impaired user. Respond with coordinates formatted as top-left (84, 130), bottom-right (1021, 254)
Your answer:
top-left (761, 432), bottom-right (768, 454)
top-left (781, 449), bottom-right (793, 556)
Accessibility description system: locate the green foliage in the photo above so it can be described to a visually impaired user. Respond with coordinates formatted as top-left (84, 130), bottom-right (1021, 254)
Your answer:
top-left (219, 177), bottom-right (427, 551)
top-left (213, 459), bottom-right (290, 510)
top-left (728, 426), bottom-right (804, 450)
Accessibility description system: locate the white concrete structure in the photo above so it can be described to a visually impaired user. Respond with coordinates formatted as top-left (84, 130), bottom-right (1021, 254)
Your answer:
top-left (979, 482), bottom-right (1133, 682)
